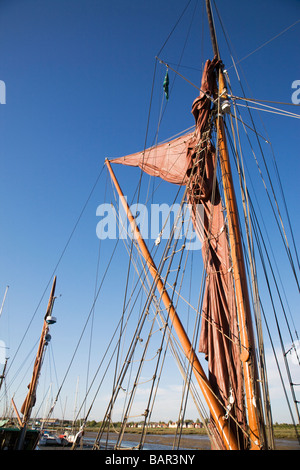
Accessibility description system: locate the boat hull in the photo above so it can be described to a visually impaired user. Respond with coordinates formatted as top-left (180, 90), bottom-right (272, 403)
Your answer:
top-left (0, 427), bottom-right (40, 450)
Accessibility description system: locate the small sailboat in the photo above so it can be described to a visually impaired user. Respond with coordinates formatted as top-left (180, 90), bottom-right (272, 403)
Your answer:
top-left (0, 277), bottom-right (58, 450)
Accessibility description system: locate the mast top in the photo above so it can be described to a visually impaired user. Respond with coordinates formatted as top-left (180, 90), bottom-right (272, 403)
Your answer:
top-left (205, 0), bottom-right (220, 60)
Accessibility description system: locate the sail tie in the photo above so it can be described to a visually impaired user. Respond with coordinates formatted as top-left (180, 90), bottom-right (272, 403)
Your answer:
top-left (163, 68), bottom-right (169, 101)
top-left (224, 388), bottom-right (235, 420)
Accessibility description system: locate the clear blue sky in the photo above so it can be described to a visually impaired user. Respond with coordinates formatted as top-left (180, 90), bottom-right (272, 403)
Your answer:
top-left (0, 0), bottom-right (299, 426)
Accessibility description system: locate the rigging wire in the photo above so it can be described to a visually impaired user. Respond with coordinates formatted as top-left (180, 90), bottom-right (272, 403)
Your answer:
top-left (225, 108), bottom-right (275, 447)
top-left (112, 193), bottom-right (213, 436)
top-left (84, 168), bottom-right (109, 419)
top-left (223, 90), bottom-right (300, 431)
top-left (226, 110), bottom-right (299, 340)
top-left (227, 62), bottom-right (300, 293)
top-left (6, 164), bottom-right (106, 379)
top-left (138, 204), bottom-right (197, 449)
top-left (225, 17), bottom-right (300, 70)
top-left (233, 101), bottom-right (300, 119)
top-left (215, 6), bottom-right (300, 287)
top-left (250, 207), bottom-right (300, 433)
top-left (44, 234), bottom-right (121, 426)
top-left (156, 0), bottom-right (194, 58)
top-left (93, 145), bottom-right (241, 448)
top-left (225, 108), bottom-right (300, 424)
top-left (95, 181), bottom-right (189, 445)
top-left (76, 180), bottom-right (190, 437)
top-left (95, 4), bottom-right (212, 440)
top-left (213, 0), bottom-right (300, 281)
top-left (52, 0), bottom-right (299, 449)
top-left (229, 95), bottom-right (300, 108)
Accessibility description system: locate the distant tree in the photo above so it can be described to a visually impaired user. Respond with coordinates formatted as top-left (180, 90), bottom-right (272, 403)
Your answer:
top-left (87, 420), bottom-right (97, 427)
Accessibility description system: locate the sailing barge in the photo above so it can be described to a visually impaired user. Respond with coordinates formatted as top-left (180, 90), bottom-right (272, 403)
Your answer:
top-left (1, 0), bottom-right (299, 451)
top-left (88, 1), bottom-right (299, 451)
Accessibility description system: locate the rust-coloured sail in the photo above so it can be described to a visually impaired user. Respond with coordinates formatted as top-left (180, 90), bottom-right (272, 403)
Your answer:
top-left (112, 132), bottom-right (193, 185)
top-left (111, 58), bottom-right (245, 433)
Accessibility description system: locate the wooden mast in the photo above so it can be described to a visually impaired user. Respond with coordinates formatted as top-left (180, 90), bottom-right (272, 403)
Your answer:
top-left (205, 0), bottom-right (262, 449)
top-left (105, 158), bottom-right (239, 451)
top-left (16, 276), bottom-right (57, 450)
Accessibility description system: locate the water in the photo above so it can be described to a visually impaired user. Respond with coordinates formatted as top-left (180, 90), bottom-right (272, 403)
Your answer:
top-left (38, 431), bottom-right (300, 450)
top-left (82, 432), bottom-right (299, 451)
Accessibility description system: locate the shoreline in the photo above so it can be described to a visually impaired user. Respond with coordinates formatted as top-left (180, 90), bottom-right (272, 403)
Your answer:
top-left (82, 430), bottom-right (299, 451)
top-left (83, 425), bottom-right (300, 441)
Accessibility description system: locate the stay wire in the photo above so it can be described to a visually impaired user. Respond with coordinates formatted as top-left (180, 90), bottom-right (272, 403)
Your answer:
top-left (44, 234), bottom-right (121, 426)
top-left (251, 206), bottom-right (300, 429)
top-left (114, 188), bottom-right (190, 448)
top-left (225, 115), bottom-right (275, 446)
top-left (114, 187), bottom-right (212, 441)
top-left (214, 0), bottom-right (300, 284)
top-left (156, 0), bottom-right (193, 58)
top-left (231, 62), bottom-right (299, 290)
top-left (84, 168), bottom-right (109, 419)
top-left (225, 96), bottom-right (299, 336)
top-left (6, 163), bottom-right (106, 378)
top-left (225, 111), bottom-right (300, 426)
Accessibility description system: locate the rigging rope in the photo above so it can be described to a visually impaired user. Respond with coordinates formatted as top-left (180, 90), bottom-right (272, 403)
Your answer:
top-left (224, 85), bottom-right (300, 430)
top-left (233, 101), bottom-right (300, 119)
top-left (226, 58), bottom-right (300, 292)
top-left (6, 164), bottom-right (105, 379)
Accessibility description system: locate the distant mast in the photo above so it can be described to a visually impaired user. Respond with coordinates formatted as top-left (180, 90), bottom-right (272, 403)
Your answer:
top-left (16, 276), bottom-right (58, 450)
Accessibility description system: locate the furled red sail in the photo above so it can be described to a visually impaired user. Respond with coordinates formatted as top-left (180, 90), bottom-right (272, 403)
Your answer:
top-left (110, 58), bottom-right (245, 431)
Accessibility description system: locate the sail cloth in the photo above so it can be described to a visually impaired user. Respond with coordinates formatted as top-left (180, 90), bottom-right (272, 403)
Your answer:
top-left (111, 132), bottom-right (194, 185)
top-left (110, 58), bottom-right (245, 429)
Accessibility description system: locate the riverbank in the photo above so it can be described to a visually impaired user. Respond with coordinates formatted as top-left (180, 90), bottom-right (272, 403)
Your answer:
top-left (84, 424), bottom-right (300, 441)
top-left (39, 425), bottom-right (300, 451)
top-left (38, 430), bottom-right (299, 451)
top-left (111, 432), bottom-right (299, 450)
top-left (78, 426), bottom-right (300, 450)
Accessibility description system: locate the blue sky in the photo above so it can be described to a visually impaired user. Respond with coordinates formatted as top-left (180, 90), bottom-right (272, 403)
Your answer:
top-left (0, 0), bottom-right (299, 427)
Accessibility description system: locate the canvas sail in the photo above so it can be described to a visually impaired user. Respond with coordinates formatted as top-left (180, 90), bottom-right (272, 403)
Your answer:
top-left (111, 58), bottom-right (246, 433)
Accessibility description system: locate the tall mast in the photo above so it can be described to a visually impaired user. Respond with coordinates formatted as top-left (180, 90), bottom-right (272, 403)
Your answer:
top-left (17, 276), bottom-right (57, 449)
top-left (205, 0), bottom-right (262, 449)
top-left (106, 158), bottom-right (239, 451)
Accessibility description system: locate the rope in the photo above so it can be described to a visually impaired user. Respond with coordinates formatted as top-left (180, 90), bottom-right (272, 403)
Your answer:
top-left (227, 102), bottom-right (275, 447)
top-left (234, 101), bottom-right (300, 119)
top-left (229, 94), bottom-right (300, 108)
top-left (6, 164), bottom-right (105, 379)
top-left (156, 0), bottom-right (193, 58)
top-left (227, 57), bottom-right (300, 292)
top-left (228, 19), bottom-right (300, 69)
top-left (225, 84), bottom-right (300, 432)
top-left (213, 0), bottom-right (300, 71)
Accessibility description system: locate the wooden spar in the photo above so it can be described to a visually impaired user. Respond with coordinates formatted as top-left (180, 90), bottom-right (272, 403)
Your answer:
top-left (105, 158), bottom-right (239, 451)
top-left (205, 0), bottom-right (262, 449)
top-left (21, 276), bottom-right (57, 423)
top-left (0, 358), bottom-right (8, 392)
top-left (17, 276), bottom-right (57, 449)
top-left (11, 397), bottom-right (22, 427)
